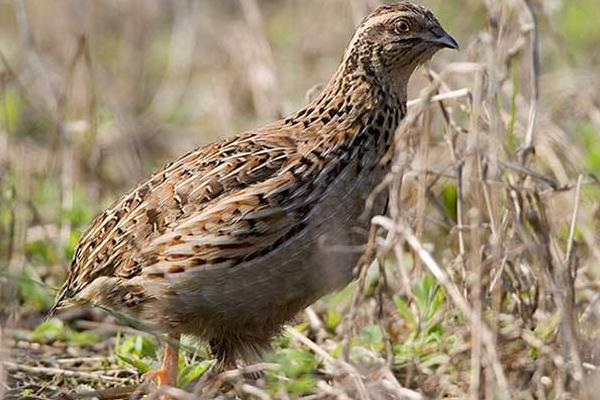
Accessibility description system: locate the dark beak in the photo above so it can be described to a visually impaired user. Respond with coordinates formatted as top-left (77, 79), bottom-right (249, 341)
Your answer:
top-left (430, 26), bottom-right (459, 50)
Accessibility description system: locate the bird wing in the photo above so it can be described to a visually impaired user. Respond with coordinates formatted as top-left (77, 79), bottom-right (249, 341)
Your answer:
top-left (53, 127), bottom-right (310, 310)
top-left (138, 154), bottom-right (319, 277)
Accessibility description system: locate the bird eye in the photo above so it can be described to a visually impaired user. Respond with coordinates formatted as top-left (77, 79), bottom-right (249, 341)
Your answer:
top-left (395, 20), bottom-right (410, 33)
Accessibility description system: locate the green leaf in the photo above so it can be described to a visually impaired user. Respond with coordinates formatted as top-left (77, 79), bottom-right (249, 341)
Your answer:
top-left (425, 321), bottom-right (444, 338)
top-left (578, 123), bottom-right (600, 175)
top-left (325, 309), bottom-right (343, 332)
top-left (283, 375), bottom-right (317, 394)
top-left (355, 325), bottom-right (384, 351)
top-left (412, 275), bottom-right (444, 324)
top-left (178, 360), bottom-right (212, 387)
top-left (30, 318), bottom-right (101, 345)
top-left (117, 334), bottom-right (158, 359)
top-left (268, 348), bottom-right (318, 378)
top-left (394, 295), bottom-right (417, 329)
top-left (440, 184), bottom-right (458, 223)
top-left (69, 330), bottom-right (101, 345)
top-left (115, 334), bottom-right (159, 373)
top-left (30, 318), bottom-right (67, 343)
top-left (117, 354), bottom-right (152, 373)
top-left (0, 88), bottom-right (24, 130)
top-left (267, 347), bottom-right (319, 395)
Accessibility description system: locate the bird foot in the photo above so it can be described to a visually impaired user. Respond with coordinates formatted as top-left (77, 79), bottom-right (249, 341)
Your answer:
top-left (144, 367), bottom-right (179, 400)
top-left (144, 367), bottom-right (178, 388)
top-left (144, 334), bottom-right (180, 388)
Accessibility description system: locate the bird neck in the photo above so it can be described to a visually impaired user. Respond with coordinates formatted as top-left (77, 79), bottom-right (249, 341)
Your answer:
top-left (335, 43), bottom-right (413, 102)
top-left (321, 58), bottom-right (409, 117)
top-left (285, 59), bottom-right (406, 151)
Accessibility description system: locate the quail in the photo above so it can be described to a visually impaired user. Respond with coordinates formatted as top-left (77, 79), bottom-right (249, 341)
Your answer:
top-left (50, 2), bottom-right (458, 386)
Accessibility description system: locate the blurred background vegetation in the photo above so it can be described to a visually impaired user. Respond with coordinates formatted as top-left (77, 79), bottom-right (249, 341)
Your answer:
top-left (1, 0), bottom-right (600, 399)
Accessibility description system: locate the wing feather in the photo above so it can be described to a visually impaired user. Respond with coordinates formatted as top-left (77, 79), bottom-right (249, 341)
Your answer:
top-left (53, 130), bottom-right (299, 308)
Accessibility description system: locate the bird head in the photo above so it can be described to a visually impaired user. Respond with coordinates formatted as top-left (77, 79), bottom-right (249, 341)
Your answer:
top-left (342, 2), bottom-right (458, 94)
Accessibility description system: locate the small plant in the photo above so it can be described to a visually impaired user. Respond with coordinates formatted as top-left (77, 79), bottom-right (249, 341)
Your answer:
top-left (114, 333), bottom-right (159, 374)
top-left (114, 333), bottom-right (211, 386)
top-left (392, 275), bottom-right (452, 372)
top-left (178, 358), bottom-right (212, 388)
top-left (266, 348), bottom-right (319, 396)
top-left (30, 318), bottom-right (101, 345)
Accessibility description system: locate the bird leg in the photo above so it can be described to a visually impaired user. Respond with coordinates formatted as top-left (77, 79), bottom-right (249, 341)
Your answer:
top-left (146, 333), bottom-right (180, 387)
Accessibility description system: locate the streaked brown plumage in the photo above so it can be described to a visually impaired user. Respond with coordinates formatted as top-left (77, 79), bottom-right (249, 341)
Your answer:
top-left (50, 2), bottom-right (457, 383)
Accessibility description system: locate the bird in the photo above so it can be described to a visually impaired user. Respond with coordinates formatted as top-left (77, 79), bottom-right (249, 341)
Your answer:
top-left (49, 2), bottom-right (458, 388)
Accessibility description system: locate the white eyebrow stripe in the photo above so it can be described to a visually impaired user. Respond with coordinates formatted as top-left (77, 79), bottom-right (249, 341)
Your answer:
top-left (345, 10), bottom-right (415, 55)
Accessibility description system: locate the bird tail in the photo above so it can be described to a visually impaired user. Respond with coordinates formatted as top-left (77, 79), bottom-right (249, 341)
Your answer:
top-left (47, 282), bottom-right (71, 318)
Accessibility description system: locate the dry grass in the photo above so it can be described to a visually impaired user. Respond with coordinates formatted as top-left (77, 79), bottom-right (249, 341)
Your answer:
top-left (1, 0), bottom-right (600, 399)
